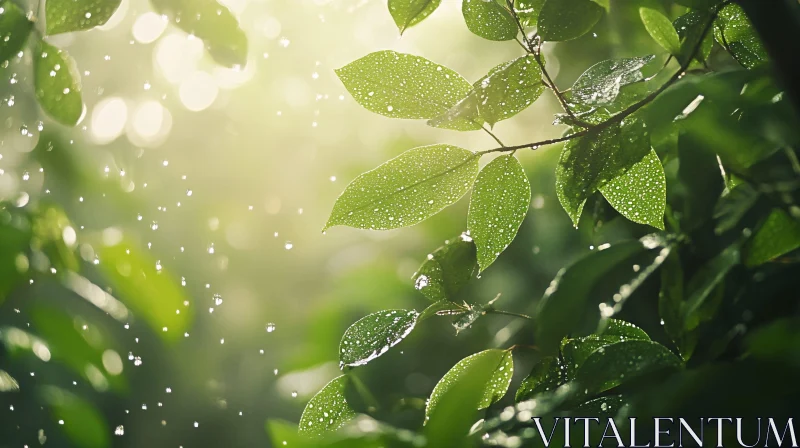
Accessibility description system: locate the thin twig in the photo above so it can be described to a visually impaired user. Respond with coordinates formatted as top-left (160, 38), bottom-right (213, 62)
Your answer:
top-left (482, 125), bottom-right (506, 147)
top-left (488, 309), bottom-right (533, 320)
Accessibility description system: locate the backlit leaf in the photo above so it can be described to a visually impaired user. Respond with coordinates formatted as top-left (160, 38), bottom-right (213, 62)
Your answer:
top-left (515, 356), bottom-right (566, 402)
top-left (513, 0), bottom-right (546, 27)
top-left (388, 0), bottom-right (441, 34)
top-left (299, 375), bottom-right (357, 437)
top-left (412, 235), bottom-right (477, 302)
top-left (575, 340), bottom-right (682, 394)
top-left (34, 40), bottom-right (83, 126)
top-left (41, 386), bottom-right (110, 448)
top-left (570, 55), bottom-right (655, 106)
top-left (743, 209), bottom-right (800, 267)
top-left (339, 310), bottom-right (418, 367)
top-left (45, 0), bottom-right (122, 35)
top-left (713, 3), bottom-right (767, 69)
top-left (561, 319), bottom-right (650, 376)
top-left (462, 0), bottom-right (517, 41)
top-left (0, 0), bottom-right (33, 62)
top-left (640, 7), bottom-right (681, 55)
top-left (538, 0), bottom-right (603, 42)
top-left (468, 155), bottom-right (531, 271)
top-left (600, 149), bottom-right (666, 229)
top-left (336, 50), bottom-right (473, 120)
top-left (325, 145), bottom-right (479, 230)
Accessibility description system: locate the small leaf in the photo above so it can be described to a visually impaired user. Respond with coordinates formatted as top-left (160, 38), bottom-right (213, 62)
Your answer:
top-left (639, 7), bottom-right (681, 55)
top-left (429, 55), bottom-right (545, 130)
top-left (713, 4), bottom-right (767, 69)
top-left (388, 0), bottom-right (442, 34)
top-left (0, 0), bottom-right (33, 63)
top-left (150, 0), bottom-right (247, 67)
top-left (515, 356), bottom-right (566, 402)
top-left (325, 145), bottom-right (479, 230)
top-left (45, 0), bottom-right (122, 35)
top-left (34, 40), bottom-right (83, 126)
top-left (575, 340), bottom-right (683, 394)
top-left (461, 0), bottom-right (518, 41)
top-left (419, 300), bottom-right (468, 321)
top-left (451, 295), bottom-right (500, 334)
top-left (600, 149), bottom-right (666, 229)
top-left (339, 310), bottom-right (418, 367)
top-left (561, 319), bottom-right (650, 376)
top-left (538, 0), bottom-right (603, 42)
top-left (570, 55), bottom-right (655, 106)
top-left (468, 155), bottom-right (531, 271)
top-left (40, 386), bottom-right (110, 448)
top-left (96, 238), bottom-right (190, 342)
top-left (426, 349), bottom-right (513, 422)
top-left (513, 0), bottom-right (546, 27)
top-left (336, 51), bottom-right (473, 120)
top-left (683, 243), bottom-right (740, 331)
top-left (743, 209), bottom-right (800, 267)
top-left (299, 375), bottom-right (357, 437)
top-left (412, 235), bottom-right (478, 302)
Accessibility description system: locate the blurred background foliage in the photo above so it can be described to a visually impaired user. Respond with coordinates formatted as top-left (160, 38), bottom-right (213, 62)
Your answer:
top-left (0, 0), bottom-right (798, 446)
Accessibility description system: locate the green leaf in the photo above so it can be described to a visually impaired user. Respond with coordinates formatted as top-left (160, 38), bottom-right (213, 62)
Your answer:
top-left (743, 209), bottom-right (800, 267)
top-left (570, 55), bottom-right (655, 106)
top-left (561, 319), bottom-right (650, 376)
top-left (515, 356), bottom-right (566, 402)
top-left (34, 40), bottom-right (83, 126)
top-left (40, 386), bottom-right (110, 448)
top-left (336, 50), bottom-right (473, 120)
top-left (325, 145), bottom-right (479, 230)
top-left (658, 252), bottom-right (698, 361)
top-left (426, 349), bottom-right (513, 423)
top-left (412, 235), bottom-right (477, 302)
top-left (600, 149), bottom-right (666, 229)
top-left (150, 0), bottom-right (247, 67)
top-left (640, 7), bottom-right (681, 55)
top-left (45, 0), bottom-right (122, 35)
top-left (266, 420), bottom-right (307, 448)
top-left (468, 155), bottom-right (531, 271)
top-left (388, 0), bottom-right (441, 34)
top-left (0, 0), bottom-right (33, 63)
top-left (339, 310), bottom-right (418, 368)
top-left (674, 10), bottom-right (714, 65)
top-left (299, 375), bottom-right (357, 437)
top-left (683, 243), bottom-right (740, 331)
top-left (429, 55), bottom-right (545, 130)
top-left (713, 183), bottom-right (759, 235)
top-left (575, 340), bottom-right (683, 394)
top-left (0, 370), bottom-right (18, 392)
top-left (538, 0), bottom-right (603, 42)
top-left (713, 4), bottom-right (767, 69)
top-left (461, 0), bottom-right (518, 41)
top-left (555, 116), bottom-right (650, 226)
top-left (513, 0), bottom-right (546, 27)
top-left (0, 206), bottom-right (32, 306)
top-left (96, 238), bottom-right (190, 342)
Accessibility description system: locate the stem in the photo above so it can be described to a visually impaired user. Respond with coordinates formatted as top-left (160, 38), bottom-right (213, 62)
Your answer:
top-left (488, 309), bottom-right (533, 320)
top-left (482, 125), bottom-right (506, 147)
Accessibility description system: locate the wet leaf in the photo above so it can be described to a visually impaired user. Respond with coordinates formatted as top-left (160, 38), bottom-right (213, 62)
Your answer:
top-left (537, 0), bottom-right (603, 42)
top-left (34, 40), bottom-right (83, 126)
top-left (451, 295), bottom-right (500, 334)
top-left (0, 0), bottom-right (33, 62)
top-left (150, 0), bottom-right (247, 67)
top-left (425, 349), bottom-right (513, 422)
top-left (561, 319), bottom-right (650, 376)
top-left (570, 55), bottom-right (655, 106)
top-left (515, 356), bottom-right (566, 402)
top-left (468, 155), bottom-right (531, 271)
top-left (674, 10), bottom-right (713, 64)
top-left (0, 370), bottom-right (19, 392)
top-left (299, 375), bottom-right (357, 437)
top-left (412, 235), bottom-right (477, 302)
top-left (388, 0), bottom-right (441, 34)
top-left (743, 209), bottom-right (800, 267)
top-left (325, 145), bottom-right (479, 230)
top-left (713, 3), bottom-right (767, 69)
top-left (96, 238), bottom-right (190, 342)
top-left (419, 300), bottom-right (468, 321)
top-left (640, 7), bottom-right (681, 55)
top-left (683, 243), bottom-right (740, 331)
top-left (429, 55), bottom-right (545, 130)
top-left (461, 0), bottom-right (517, 41)
top-left (40, 386), bottom-right (110, 448)
top-left (600, 149), bottom-right (666, 229)
top-left (575, 340), bottom-right (683, 394)
top-left (513, 0), bottom-right (546, 27)
top-left (339, 310), bottom-right (418, 367)
top-left (336, 50), bottom-right (472, 120)
top-left (45, 0), bottom-right (122, 35)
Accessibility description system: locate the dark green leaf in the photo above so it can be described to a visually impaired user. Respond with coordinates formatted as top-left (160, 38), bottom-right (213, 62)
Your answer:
top-left (468, 155), bottom-right (531, 271)
top-left (388, 0), bottom-right (441, 34)
top-left (575, 340), bottom-right (683, 394)
top-left (34, 40), bottom-right (83, 126)
top-left (0, 0), bottom-right (33, 62)
top-left (515, 356), bottom-right (566, 402)
top-left (658, 252), bottom-right (694, 360)
top-left (561, 319), bottom-right (651, 377)
top-left (514, 0), bottom-right (546, 27)
top-left (45, 0), bottom-right (122, 34)
top-left (674, 10), bottom-right (713, 64)
top-left (40, 386), bottom-right (110, 448)
top-left (339, 310), bottom-right (418, 367)
top-left (96, 238), bottom-right (190, 342)
top-left (743, 209), bottom-right (800, 267)
top-left (538, 0), bottom-right (603, 42)
top-left (150, 0), bottom-right (247, 67)
top-left (336, 50), bottom-right (472, 120)
top-left (412, 235), bottom-right (477, 302)
top-left (461, 0), bottom-right (517, 41)
top-left (640, 7), bottom-right (681, 55)
top-left (570, 55), bottom-right (655, 106)
top-left (325, 145), bottom-right (479, 230)
top-left (299, 375), bottom-right (357, 437)
top-left (599, 149), bottom-right (666, 230)
top-left (713, 183), bottom-right (759, 234)
top-left (713, 4), bottom-right (767, 69)
top-left (426, 349), bottom-right (513, 422)
top-left (683, 243), bottom-right (740, 331)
